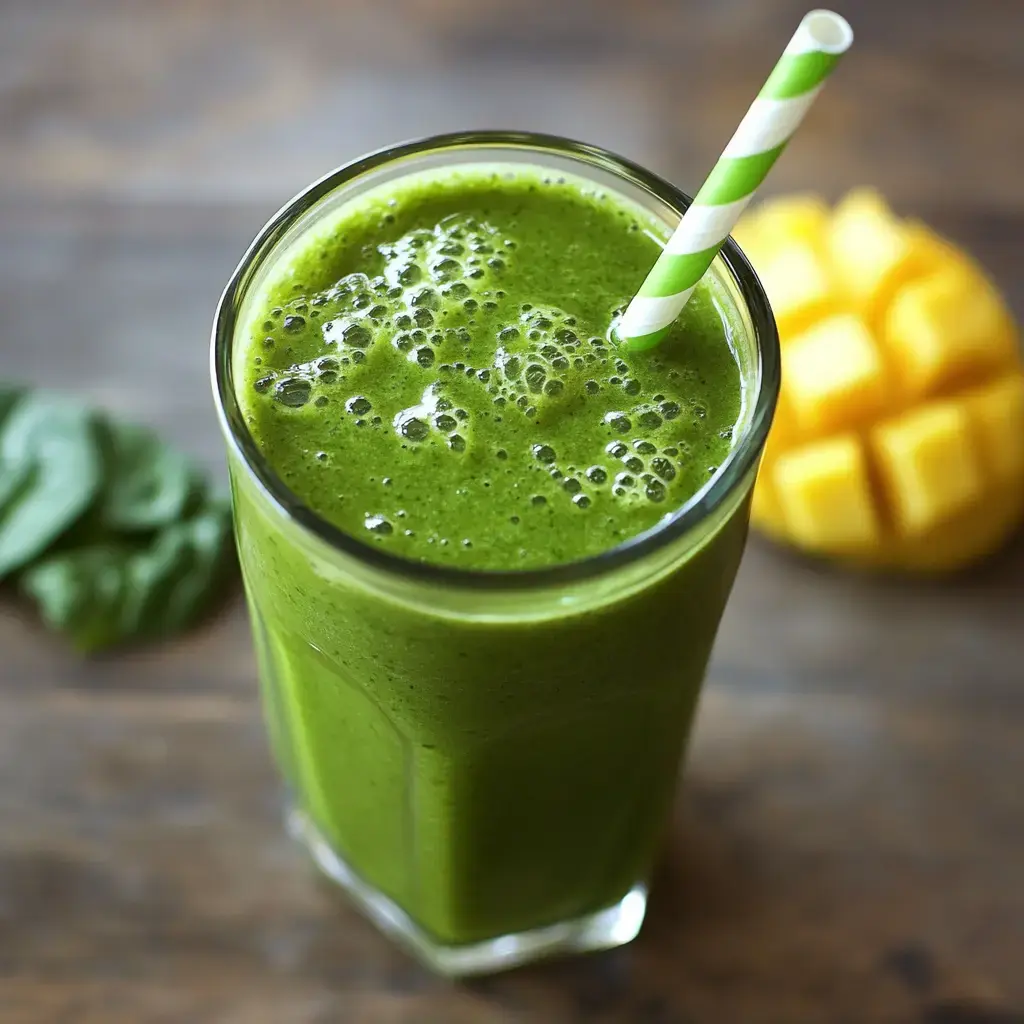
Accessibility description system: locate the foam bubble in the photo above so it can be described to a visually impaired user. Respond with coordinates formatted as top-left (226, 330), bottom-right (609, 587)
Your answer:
top-left (499, 353), bottom-right (521, 380)
top-left (645, 479), bottom-right (667, 502)
top-left (431, 259), bottom-right (461, 282)
top-left (274, 378), bottom-right (311, 407)
top-left (342, 323), bottom-right (372, 348)
top-left (525, 364), bottom-right (547, 392)
top-left (346, 396), bottom-right (372, 415)
top-left (397, 415), bottom-right (429, 441)
top-left (651, 457), bottom-right (676, 481)
top-left (398, 265), bottom-right (421, 286)
top-left (365, 514), bottom-right (393, 535)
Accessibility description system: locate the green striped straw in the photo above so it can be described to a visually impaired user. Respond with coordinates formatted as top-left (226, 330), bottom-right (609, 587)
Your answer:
top-left (617, 9), bottom-right (853, 351)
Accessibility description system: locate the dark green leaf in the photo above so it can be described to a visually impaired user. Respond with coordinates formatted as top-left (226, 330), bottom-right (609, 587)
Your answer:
top-left (119, 527), bottom-right (194, 637)
top-left (96, 418), bottom-right (201, 533)
top-left (21, 502), bottom-right (235, 653)
top-left (0, 395), bottom-right (103, 578)
top-left (152, 503), bottom-right (235, 634)
top-left (0, 461), bottom-right (33, 516)
top-left (0, 387), bottom-right (30, 514)
top-left (0, 385), bottom-right (25, 426)
top-left (20, 545), bottom-right (129, 653)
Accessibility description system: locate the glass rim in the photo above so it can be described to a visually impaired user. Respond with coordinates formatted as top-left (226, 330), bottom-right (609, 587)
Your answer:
top-left (211, 130), bottom-right (779, 591)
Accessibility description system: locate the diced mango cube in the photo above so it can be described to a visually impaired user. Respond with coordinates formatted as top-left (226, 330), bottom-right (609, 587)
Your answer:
top-left (872, 401), bottom-right (983, 537)
top-left (965, 373), bottom-right (1024, 483)
top-left (829, 189), bottom-right (911, 323)
top-left (731, 218), bottom-right (766, 265)
top-left (883, 264), bottom-right (1017, 398)
top-left (784, 314), bottom-right (887, 436)
top-left (753, 194), bottom-right (831, 248)
top-left (761, 390), bottom-right (796, 468)
top-left (756, 242), bottom-right (840, 341)
top-left (747, 187), bottom-right (1024, 573)
top-left (773, 435), bottom-right (880, 551)
top-left (751, 467), bottom-right (785, 535)
top-left (901, 220), bottom-right (966, 281)
top-left (733, 194), bottom-right (830, 268)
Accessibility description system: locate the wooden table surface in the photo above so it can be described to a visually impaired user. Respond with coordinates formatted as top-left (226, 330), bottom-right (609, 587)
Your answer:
top-left (2, 2), bottom-right (1022, 1021)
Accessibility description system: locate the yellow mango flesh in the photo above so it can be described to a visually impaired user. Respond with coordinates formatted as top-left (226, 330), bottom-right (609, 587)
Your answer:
top-left (738, 189), bottom-right (1024, 574)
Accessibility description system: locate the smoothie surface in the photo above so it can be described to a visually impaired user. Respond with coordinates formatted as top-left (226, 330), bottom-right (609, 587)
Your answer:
top-left (237, 167), bottom-right (742, 569)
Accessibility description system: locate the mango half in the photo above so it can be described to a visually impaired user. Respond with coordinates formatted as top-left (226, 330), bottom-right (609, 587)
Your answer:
top-left (734, 189), bottom-right (1023, 573)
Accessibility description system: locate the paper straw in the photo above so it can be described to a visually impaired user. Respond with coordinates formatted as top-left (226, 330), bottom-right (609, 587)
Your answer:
top-left (617, 9), bottom-right (853, 351)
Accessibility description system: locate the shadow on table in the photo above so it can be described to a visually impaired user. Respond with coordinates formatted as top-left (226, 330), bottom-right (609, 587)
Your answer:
top-left (463, 793), bottom-right (770, 1020)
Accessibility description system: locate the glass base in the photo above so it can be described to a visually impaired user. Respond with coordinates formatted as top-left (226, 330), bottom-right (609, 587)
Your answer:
top-left (286, 806), bottom-right (647, 976)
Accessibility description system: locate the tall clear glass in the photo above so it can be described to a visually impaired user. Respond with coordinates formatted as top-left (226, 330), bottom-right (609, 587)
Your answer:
top-left (212, 132), bottom-right (779, 975)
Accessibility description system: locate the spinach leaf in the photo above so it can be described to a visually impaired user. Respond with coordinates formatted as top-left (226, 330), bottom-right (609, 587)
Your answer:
top-left (2, 383), bottom-right (237, 651)
top-left (0, 386), bottom-right (29, 513)
top-left (149, 504), bottom-right (234, 634)
top-left (95, 418), bottom-right (202, 532)
top-left (0, 395), bottom-right (103, 578)
top-left (20, 544), bottom-right (130, 653)
top-left (21, 502), bottom-right (235, 653)
top-left (0, 462), bottom-right (32, 516)
top-left (0, 385), bottom-right (25, 425)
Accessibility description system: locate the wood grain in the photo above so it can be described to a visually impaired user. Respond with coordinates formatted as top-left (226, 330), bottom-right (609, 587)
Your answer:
top-left (1, 1), bottom-right (1022, 1021)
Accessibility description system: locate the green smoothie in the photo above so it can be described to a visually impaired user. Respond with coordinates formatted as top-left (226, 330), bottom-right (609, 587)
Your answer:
top-left (237, 171), bottom-right (740, 568)
top-left (227, 162), bottom-right (754, 949)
